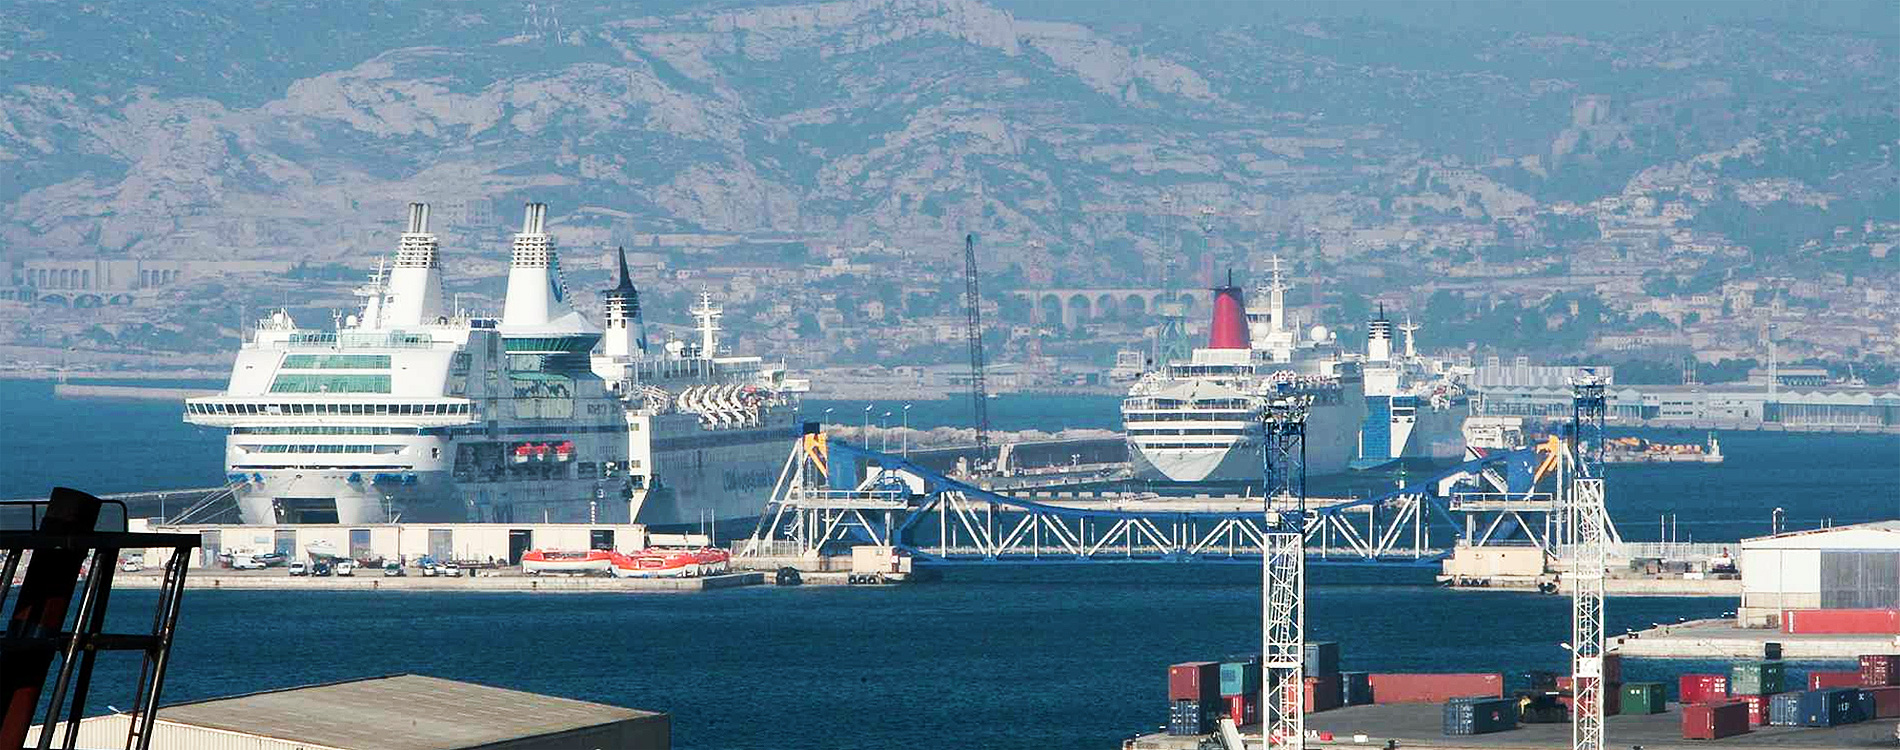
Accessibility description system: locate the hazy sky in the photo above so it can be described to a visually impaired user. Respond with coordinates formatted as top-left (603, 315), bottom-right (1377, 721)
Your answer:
top-left (991, 0), bottom-right (1899, 36)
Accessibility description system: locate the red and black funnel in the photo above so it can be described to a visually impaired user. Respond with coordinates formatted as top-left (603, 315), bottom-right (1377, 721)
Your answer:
top-left (1208, 282), bottom-right (1250, 350)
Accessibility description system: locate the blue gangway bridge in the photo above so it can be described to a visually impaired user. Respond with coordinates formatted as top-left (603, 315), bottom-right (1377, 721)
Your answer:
top-left (740, 435), bottom-right (1585, 569)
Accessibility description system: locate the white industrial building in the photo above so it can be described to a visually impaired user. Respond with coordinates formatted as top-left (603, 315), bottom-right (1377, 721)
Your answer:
top-left (28, 674), bottom-right (669, 750)
top-left (1737, 521), bottom-right (1900, 628)
top-left (126, 520), bottom-right (654, 568)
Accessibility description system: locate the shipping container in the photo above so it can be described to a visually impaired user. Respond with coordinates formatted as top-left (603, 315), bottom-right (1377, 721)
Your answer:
top-left (1338, 671), bottom-right (1373, 706)
top-left (1167, 699), bottom-right (1213, 736)
top-left (1284, 673), bottom-right (1342, 713)
top-left (1602, 653), bottom-right (1622, 684)
top-left (1227, 693), bottom-right (1258, 725)
top-left (1220, 660), bottom-right (1262, 697)
top-left (1620, 683), bottom-right (1666, 715)
top-left (1371, 673), bottom-right (1503, 704)
top-left (1784, 609), bottom-right (1900, 635)
top-left (1170, 662), bottom-right (1222, 704)
top-left (1443, 697), bottom-right (1518, 736)
top-left (1730, 660), bottom-right (1787, 695)
top-left (1861, 654), bottom-right (1900, 686)
top-left (1763, 641), bottom-right (1782, 660)
top-left (1733, 693), bottom-right (1771, 726)
top-left (1682, 701), bottom-right (1750, 740)
top-left (1677, 673), bottom-right (1728, 704)
top-left (1798, 687), bottom-right (1865, 727)
top-left (1857, 690), bottom-right (1877, 724)
top-left (1302, 641), bottom-right (1340, 677)
top-left (1768, 692), bottom-right (1803, 726)
top-left (1810, 670), bottom-right (1862, 690)
top-left (1516, 692), bottom-right (1570, 724)
top-left (1555, 677), bottom-right (1621, 717)
top-left (1865, 685), bottom-right (1900, 718)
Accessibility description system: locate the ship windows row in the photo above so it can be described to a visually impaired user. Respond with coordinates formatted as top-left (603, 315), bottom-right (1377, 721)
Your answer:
top-left (1123, 411), bottom-right (1255, 422)
top-left (233, 426), bottom-right (420, 435)
top-left (269, 374), bottom-right (392, 393)
top-left (1126, 427), bottom-right (1250, 436)
top-left (1136, 441), bottom-right (1241, 449)
top-left (280, 354), bottom-right (392, 369)
top-left (187, 402), bottom-right (472, 416)
top-left (236, 444), bottom-right (406, 454)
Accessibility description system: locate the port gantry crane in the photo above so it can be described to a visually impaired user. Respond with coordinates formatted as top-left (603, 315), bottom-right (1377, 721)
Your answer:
top-left (1260, 395), bottom-right (1312, 750)
top-left (962, 234), bottom-right (991, 464)
top-left (1567, 371), bottom-right (1610, 750)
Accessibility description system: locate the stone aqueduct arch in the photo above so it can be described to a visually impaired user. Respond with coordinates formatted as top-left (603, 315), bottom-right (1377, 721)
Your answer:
top-left (1009, 288), bottom-right (1212, 329)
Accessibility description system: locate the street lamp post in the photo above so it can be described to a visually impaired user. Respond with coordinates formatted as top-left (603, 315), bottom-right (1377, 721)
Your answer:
top-left (863, 404), bottom-right (872, 446)
top-left (902, 404), bottom-right (913, 458)
top-left (881, 412), bottom-right (891, 452)
top-left (823, 407), bottom-right (834, 430)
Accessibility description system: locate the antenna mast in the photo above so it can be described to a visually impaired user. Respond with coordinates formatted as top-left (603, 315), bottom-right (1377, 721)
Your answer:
top-left (963, 233), bottom-right (991, 458)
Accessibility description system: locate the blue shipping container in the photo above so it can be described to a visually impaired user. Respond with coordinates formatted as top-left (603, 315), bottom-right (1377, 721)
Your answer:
top-left (1303, 641), bottom-right (1340, 677)
top-left (1768, 693), bottom-right (1802, 727)
top-left (1168, 699), bottom-right (1213, 736)
top-left (1799, 688), bottom-right (1863, 727)
top-left (1339, 671), bottom-right (1373, 706)
top-left (1444, 697), bottom-right (1518, 736)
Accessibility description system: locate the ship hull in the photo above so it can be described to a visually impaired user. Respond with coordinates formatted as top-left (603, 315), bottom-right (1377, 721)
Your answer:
top-left (1128, 398), bottom-right (1364, 482)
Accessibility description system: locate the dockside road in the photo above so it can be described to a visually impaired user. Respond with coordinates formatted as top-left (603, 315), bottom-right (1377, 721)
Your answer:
top-left (1614, 617), bottom-right (1900, 659)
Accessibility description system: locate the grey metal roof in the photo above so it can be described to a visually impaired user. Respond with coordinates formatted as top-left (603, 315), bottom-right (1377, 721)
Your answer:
top-left (155, 674), bottom-right (656, 750)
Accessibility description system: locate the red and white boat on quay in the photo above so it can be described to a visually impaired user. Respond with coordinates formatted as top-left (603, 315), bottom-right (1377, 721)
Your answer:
top-left (520, 549), bottom-right (614, 576)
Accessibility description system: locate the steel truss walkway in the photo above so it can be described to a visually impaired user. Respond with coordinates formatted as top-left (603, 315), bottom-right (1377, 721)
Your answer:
top-left (742, 433), bottom-right (1584, 568)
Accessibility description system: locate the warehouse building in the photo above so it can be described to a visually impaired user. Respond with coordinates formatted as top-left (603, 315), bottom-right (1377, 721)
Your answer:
top-left (1737, 521), bottom-right (1900, 628)
top-left (29, 674), bottom-right (669, 749)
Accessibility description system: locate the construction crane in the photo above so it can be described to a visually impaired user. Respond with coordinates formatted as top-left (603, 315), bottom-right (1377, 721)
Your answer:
top-left (1260, 395), bottom-right (1311, 750)
top-left (1567, 371), bottom-right (1609, 750)
top-left (962, 233), bottom-right (991, 459)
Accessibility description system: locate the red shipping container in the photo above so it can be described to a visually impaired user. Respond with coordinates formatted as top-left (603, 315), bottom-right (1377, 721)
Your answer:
top-left (1733, 693), bottom-right (1770, 726)
top-left (1228, 693), bottom-right (1259, 724)
top-left (1678, 673), bottom-right (1728, 704)
top-left (1811, 670), bottom-right (1862, 690)
top-left (1862, 655), bottom-right (1900, 687)
top-left (1602, 653), bottom-right (1622, 684)
top-left (1683, 701), bottom-right (1751, 739)
top-left (1784, 609), bottom-right (1900, 634)
top-left (1370, 673), bottom-right (1502, 704)
top-left (1865, 686), bottom-right (1900, 718)
top-left (1170, 662), bottom-right (1221, 702)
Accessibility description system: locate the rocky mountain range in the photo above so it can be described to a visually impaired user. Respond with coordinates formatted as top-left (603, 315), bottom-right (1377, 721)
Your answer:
top-left (2, 0), bottom-right (1894, 285)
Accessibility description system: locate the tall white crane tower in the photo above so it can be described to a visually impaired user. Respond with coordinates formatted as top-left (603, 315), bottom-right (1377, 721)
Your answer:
top-left (1567, 372), bottom-right (1610, 750)
top-left (1261, 395), bottom-right (1311, 750)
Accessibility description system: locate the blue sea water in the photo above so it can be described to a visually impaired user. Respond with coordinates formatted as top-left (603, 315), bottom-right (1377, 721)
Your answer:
top-left (3, 381), bottom-right (1897, 749)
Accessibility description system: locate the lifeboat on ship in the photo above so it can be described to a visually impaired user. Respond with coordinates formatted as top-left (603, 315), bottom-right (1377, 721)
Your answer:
top-left (610, 549), bottom-right (700, 578)
top-left (693, 547), bottom-right (731, 575)
top-left (521, 549), bottom-right (614, 576)
top-left (554, 441), bottom-right (574, 462)
top-left (512, 444), bottom-right (533, 464)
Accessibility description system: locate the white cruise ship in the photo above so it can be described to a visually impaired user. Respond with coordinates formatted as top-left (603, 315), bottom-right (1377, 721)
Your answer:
top-left (1121, 263), bottom-right (1366, 482)
top-left (1352, 310), bottom-right (1470, 469)
top-left (184, 202), bottom-right (803, 529)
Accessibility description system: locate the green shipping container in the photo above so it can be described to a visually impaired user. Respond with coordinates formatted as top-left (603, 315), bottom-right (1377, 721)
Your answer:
top-left (1219, 660), bottom-right (1261, 697)
top-left (1619, 682), bottom-right (1666, 715)
top-left (1731, 661), bottom-right (1787, 696)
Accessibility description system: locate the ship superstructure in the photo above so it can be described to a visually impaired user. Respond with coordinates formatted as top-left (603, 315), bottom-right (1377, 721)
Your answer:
top-left (185, 202), bottom-right (802, 529)
top-left (1121, 261), bottom-right (1366, 482)
top-left (1352, 308), bottom-right (1471, 469)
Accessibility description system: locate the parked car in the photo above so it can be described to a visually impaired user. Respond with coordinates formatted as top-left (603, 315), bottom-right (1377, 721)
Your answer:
top-left (288, 561), bottom-right (309, 577)
top-left (119, 555), bottom-right (145, 573)
top-left (383, 562), bottom-right (406, 577)
top-left (231, 555), bottom-right (266, 570)
top-left (311, 561), bottom-right (333, 577)
top-left (441, 563), bottom-right (463, 578)
top-left (335, 560), bottom-right (356, 577)
top-left (253, 552), bottom-right (287, 567)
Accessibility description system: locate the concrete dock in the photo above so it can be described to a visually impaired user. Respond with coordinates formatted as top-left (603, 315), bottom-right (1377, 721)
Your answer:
top-left (1126, 702), bottom-right (1899, 749)
top-left (1614, 617), bottom-right (1900, 659)
top-left (115, 569), bottom-right (765, 592)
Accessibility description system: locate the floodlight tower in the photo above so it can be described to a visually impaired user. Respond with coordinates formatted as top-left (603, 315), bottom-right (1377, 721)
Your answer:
top-left (1567, 371), bottom-right (1609, 750)
top-left (1261, 395), bottom-right (1312, 750)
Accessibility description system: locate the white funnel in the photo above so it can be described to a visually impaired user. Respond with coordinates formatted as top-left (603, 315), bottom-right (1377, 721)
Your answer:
top-left (382, 202), bottom-right (446, 327)
top-left (500, 202), bottom-right (600, 336)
